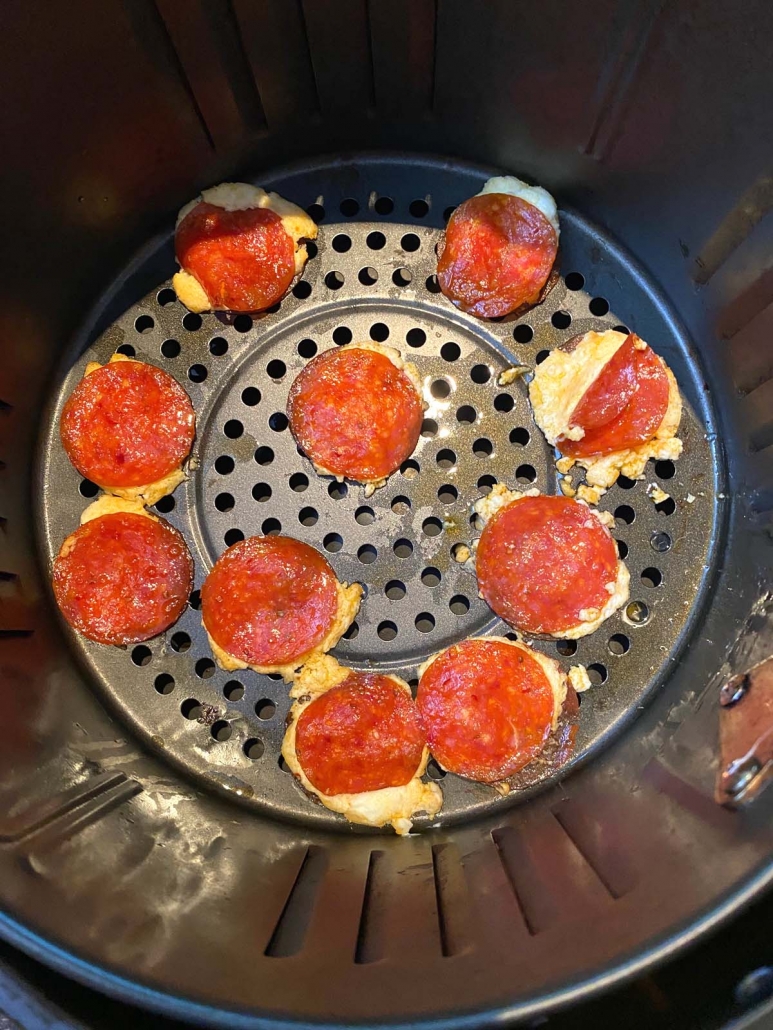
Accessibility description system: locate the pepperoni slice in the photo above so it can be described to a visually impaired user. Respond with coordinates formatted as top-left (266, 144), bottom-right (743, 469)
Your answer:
top-left (295, 672), bottom-right (425, 795)
top-left (175, 202), bottom-right (296, 312)
top-left (437, 193), bottom-right (558, 318)
top-left (287, 347), bottom-right (423, 482)
top-left (417, 638), bottom-right (556, 782)
top-left (569, 334), bottom-right (639, 431)
top-left (201, 535), bottom-right (340, 667)
top-left (477, 495), bottom-right (619, 635)
top-left (52, 513), bottom-right (193, 646)
top-left (560, 345), bottom-right (670, 458)
top-left (60, 360), bottom-right (195, 489)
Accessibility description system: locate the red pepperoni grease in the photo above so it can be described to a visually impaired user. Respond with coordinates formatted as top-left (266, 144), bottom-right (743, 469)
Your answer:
top-left (176, 202), bottom-right (296, 312)
top-left (60, 360), bottom-right (195, 489)
top-left (437, 193), bottom-right (558, 318)
top-left (53, 512), bottom-right (193, 646)
top-left (477, 494), bottom-right (619, 635)
top-left (295, 672), bottom-right (426, 795)
top-left (417, 638), bottom-right (556, 782)
top-left (287, 346), bottom-right (423, 482)
top-left (201, 535), bottom-right (340, 667)
top-left (561, 334), bottom-right (670, 457)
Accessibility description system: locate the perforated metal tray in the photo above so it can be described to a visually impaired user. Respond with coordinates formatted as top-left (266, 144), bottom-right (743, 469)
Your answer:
top-left (36, 159), bottom-right (720, 830)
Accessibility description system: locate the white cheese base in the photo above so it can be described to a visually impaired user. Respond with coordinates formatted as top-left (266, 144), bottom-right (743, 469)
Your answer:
top-left (173, 182), bottom-right (318, 313)
top-left (78, 355), bottom-right (189, 507)
top-left (282, 654), bottom-right (443, 834)
top-left (529, 329), bottom-right (683, 504)
top-left (473, 485), bottom-right (630, 639)
top-left (204, 579), bottom-right (362, 684)
top-left (302, 341), bottom-right (424, 495)
top-left (477, 176), bottom-right (560, 236)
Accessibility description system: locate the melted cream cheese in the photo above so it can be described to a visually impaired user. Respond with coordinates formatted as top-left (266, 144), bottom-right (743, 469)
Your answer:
top-left (472, 485), bottom-right (629, 639)
top-left (302, 341), bottom-right (424, 493)
top-left (282, 654), bottom-right (442, 834)
top-left (477, 176), bottom-right (560, 235)
top-left (78, 494), bottom-right (157, 527)
top-left (205, 579), bottom-right (362, 683)
top-left (79, 355), bottom-right (190, 507)
top-left (530, 330), bottom-right (683, 502)
top-left (173, 182), bottom-right (318, 312)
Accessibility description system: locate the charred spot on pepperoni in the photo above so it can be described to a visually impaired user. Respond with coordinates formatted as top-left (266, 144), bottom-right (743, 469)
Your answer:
top-left (477, 495), bottom-right (619, 635)
top-left (286, 346), bottom-right (423, 483)
top-left (175, 202), bottom-right (296, 313)
top-left (52, 513), bottom-right (193, 646)
top-left (437, 193), bottom-right (558, 319)
top-left (295, 672), bottom-right (425, 795)
top-left (417, 639), bottom-right (556, 782)
top-left (60, 360), bottom-right (195, 490)
top-left (201, 535), bottom-right (340, 667)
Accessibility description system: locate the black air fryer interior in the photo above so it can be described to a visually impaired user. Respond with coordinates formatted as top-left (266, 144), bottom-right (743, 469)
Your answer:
top-left (3, 3), bottom-right (773, 1028)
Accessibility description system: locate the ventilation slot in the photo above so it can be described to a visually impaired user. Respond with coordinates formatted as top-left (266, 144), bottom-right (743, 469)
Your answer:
top-left (265, 846), bottom-right (328, 958)
top-left (492, 827), bottom-right (555, 935)
top-left (431, 843), bottom-right (469, 957)
top-left (552, 805), bottom-right (636, 899)
top-left (718, 266), bottom-right (773, 340)
top-left (355, 849), bottom-right (385, 964)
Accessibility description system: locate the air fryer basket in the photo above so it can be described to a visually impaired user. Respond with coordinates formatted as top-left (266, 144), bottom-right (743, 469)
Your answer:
top-left (3, 3), bottom-right (773, 1028)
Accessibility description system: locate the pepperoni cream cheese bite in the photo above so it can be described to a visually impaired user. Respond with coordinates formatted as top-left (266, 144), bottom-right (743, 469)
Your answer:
top-left (201, 535), bottom-right (361, 682)
top-left (437, 175), bottom-right (559, 319)
top-left (52, 496), bottom-right (193, 646)
top-left (417, 636), bottom-right (588, 785)
top-left (529, 329), bottom-right (683, 504)
top-left (474, 486), bottom-right (629, 639)
top-left (287, 342), bottom-right (424, 495)
top-left (60, 354), bottom-right (196, 506)
top-left (282, 654), bottom-right (442, 834)
top-left (173, 182), bottom-right (318, 313)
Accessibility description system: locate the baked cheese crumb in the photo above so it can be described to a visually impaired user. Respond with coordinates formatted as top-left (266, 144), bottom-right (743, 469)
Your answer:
top-left (498, 365), bottom-right (530, 386)
top-left (647, 482), bottom-right (670, 504)
top-left (282, 654), bottom-right (442, 834)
